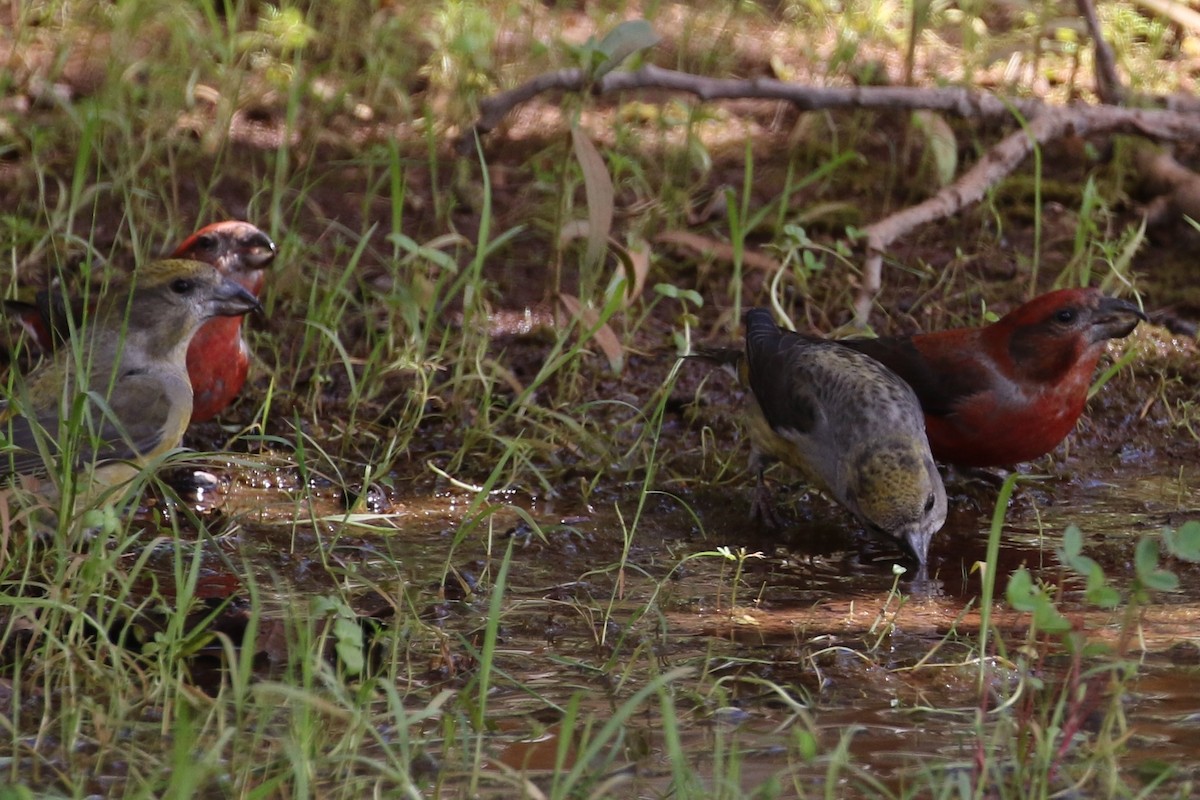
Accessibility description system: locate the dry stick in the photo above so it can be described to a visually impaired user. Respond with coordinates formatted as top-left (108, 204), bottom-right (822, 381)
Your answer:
top-left (1075, 0), bottom-right (1126, 104)
top-left (856, 103), bottom-right (1200, 324)
top-left (859, 110), bottom-right (1071, 325)
top-left (463, 64), bottom-right (1047, 150)
top-left (468, 64), bottom-right (1200, 147)
top-left (465, 65), bottom-right (1200, 323)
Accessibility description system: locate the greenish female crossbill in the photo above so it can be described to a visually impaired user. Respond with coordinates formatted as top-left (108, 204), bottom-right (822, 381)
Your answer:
top-left (696, 308), bottom-right (948, 565)
top-left (0, 259), bottom-right (261, 492)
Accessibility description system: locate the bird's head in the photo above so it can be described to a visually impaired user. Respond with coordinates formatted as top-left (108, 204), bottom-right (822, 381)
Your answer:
top-left (991, 288), bottom-right (1145, 382)
top-left (119, 259), bottom-right (262, 355)
top-left (171, 221), bottom-right (276, 293)
top-left (846, 440), bottom-right (947, 565)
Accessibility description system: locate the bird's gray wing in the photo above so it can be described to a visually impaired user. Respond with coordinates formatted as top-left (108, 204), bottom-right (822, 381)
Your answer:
top-left (0, 400), bottom-right (60, 477)
top-left (84, 372), bottom-right (176, 465)
top-left (0, 376), bottom-right (174, 478)
top-left (743, 310), bottom-right (824, 435)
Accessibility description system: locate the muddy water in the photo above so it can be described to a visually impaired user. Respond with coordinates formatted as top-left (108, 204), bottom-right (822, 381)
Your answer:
top-left (144, 450), bottom-right (1200, 794)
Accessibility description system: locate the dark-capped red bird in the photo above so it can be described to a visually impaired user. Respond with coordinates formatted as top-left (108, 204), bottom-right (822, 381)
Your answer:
top-left (171, 221), bottom-right (276, 422)
top-left (839, 288), bottom-right (1145, 467)
top-left (6, 220), bottom-right (275, 423)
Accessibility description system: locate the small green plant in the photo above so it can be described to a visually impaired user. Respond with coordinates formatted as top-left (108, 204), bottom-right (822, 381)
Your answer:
top-left (990, 521), bottom-right (1200, 796)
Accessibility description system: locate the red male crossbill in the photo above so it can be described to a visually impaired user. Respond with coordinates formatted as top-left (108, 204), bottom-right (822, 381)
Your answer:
top-left (171, 221), bottom-right (276, 422)
top-left (839, 288), bottom-right (1145, 467)
top-left (0, 259), bottom-right (260, 490)
top-left (7, 220), bottom-right (276, 423)
top-left (702, 308), bottom-right (948, 564)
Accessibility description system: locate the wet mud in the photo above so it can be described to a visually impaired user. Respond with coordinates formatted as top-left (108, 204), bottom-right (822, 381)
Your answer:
top-left (97, 414), bottom-right (1200, 793)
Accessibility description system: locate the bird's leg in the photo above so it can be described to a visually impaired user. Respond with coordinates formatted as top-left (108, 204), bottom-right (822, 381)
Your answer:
top-left (950, 464), bottom-right (1011, 487)
top-left (748, 450), bottom-right (785, 529)
top-left (750, 475), bottom-right (783, 529)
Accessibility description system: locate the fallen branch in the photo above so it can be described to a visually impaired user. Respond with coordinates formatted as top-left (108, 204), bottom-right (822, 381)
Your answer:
top-left (1132, 142), bottom-right (1200, 227)
top-left (859, 109), bottom-right (1072, 325)
top-left (857, 103), bottom-right (1200, 323)
top-left (460, 64), bottom-right (1047, 151)
top-left (465, 64), bottom-right (1200, 324)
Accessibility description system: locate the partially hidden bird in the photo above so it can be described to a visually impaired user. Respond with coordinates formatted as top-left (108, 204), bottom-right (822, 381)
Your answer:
top-left (700, 307), bottom-right (948, 564)
top-left (6, 220), bottom-right (276, 423)
top-left (0, 259), bottom-right (261, 491)
top-left (171, 221), bottom-right (276, 422)
top-left (838, 288), bottom-right (1145, 467)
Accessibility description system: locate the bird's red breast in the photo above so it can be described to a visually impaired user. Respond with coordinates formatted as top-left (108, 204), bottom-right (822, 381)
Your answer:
top-left (842, 288), bottom-right (1145, 467)
top-left (186, 316), bottom-right (252, 424)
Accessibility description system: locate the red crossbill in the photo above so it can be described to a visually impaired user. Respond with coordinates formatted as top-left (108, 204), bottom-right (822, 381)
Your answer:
top-left (839, 288), bottom-right (1145, 467)
top-left (0, 259), bottom-right (261, 491)
top-left (699, 308), bottom-right (948, 564)
top-left (7, 220), bottom-right (276, 423)
top-left (171, 221), bottom-right (276, 422)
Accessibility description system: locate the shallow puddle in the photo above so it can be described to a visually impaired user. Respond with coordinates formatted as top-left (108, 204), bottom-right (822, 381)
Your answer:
top-left (120, 443), bottom-right (1200, 795)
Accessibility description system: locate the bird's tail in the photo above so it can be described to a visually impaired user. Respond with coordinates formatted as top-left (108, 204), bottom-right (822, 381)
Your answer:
top-left (686, 306), bottom-right (785, 381)
top-left (684, 345), bottom-right (747, 383)
top-left (3, 299), bottom-right (55, 352)
top-left (685, 344), bottom-right (741, 366)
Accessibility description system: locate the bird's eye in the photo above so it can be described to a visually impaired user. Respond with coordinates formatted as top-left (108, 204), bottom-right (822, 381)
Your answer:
top-left (194, 234), bottom-right (217, 251)
top-left (924, 493), bottom-right (936, 513)
top-left (1055, 308), bottom-right (1077, 324)
top-left (171, 278), bottom-right (195, 294)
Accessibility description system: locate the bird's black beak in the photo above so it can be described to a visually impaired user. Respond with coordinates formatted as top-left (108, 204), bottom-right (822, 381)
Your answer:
top-left (212, 278), bottom-right (263, 318)
top-left (901, 527), bottom-right (931, 566)
top-left (243, 232), bottom-right (278, 269)
top-left (1091, 296), bottom-right (1146, 342)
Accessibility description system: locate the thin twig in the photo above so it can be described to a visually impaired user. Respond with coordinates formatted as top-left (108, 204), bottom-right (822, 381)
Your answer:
top-left (858, 110), bottom-right (1073, 325)
top-left (464, 64), bottom-right (1200, 324)
top-left (854, 103), bottom-right (1200, 324)
top-left (1075, 0), bottom-right (1125, 104)
top-left (461, 64), bottom-right (1045, 152)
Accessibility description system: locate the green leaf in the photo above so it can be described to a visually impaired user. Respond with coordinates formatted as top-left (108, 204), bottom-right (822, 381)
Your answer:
top-left (1163, 520), bottom-right (1200, 561)
top-left (654, 283), bottom-right (703, 307)
top-left (311, 596), bottom-right (338, 616)
top-left (1006, 568), bottom-right (1070, 632)
top-left (794, 728), bottom-right (818, 761)
top-left (0, 785), bottom-right (36, 800)
top-left (1062, 524), bottom-right (1083, 558)
top-left (593, 20), bottom-right (660, 79)
top-left (1006, 568), bottom-right (1037, 612)
top-left (1033, 602), bottom-right (1072, 633)
top-left (1081, 641), bottom-right (1114, 658)
top-left (1058, 526), bottom-right (1119, 607)
top-left (313, 596), bottom-right (365, 676)
top-left (570, 124), bottom-right (614, 269)
top-left (333, 615), bottom-right (365, 677)
top-left (1059, 524), bottom-right (1099, 576)
top-left (1135, 537), bottom-right (1179, 593)
top-left (910, 110), bottom-right (957, 187)
top-left (388, 232), bottom-right (461, 273)
top-left (1084, 566), bottom-right (1121, 609)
